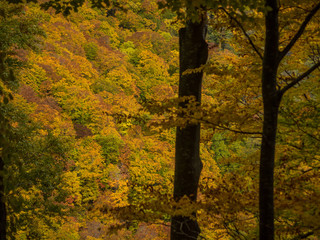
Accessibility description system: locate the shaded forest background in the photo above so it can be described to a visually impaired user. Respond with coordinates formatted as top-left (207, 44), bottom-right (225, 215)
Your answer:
top-left (1, 0), bottom-right (320, 239)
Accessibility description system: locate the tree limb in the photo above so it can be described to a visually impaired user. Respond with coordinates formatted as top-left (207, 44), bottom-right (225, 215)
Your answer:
top-left (219, 7), bottom-right (263, 60)
top-left (278, 61), bottom-right (320, 96)
top-left (290, 231), bottom-right (314, 240)
top-left (215, 125), bottom-right (262, 135)
top-left (199, 118), bottom-right (262, 135)
top-left (279, 3), bottom-right (320, 61)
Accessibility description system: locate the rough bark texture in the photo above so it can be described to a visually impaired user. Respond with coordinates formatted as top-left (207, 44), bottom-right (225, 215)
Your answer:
top-left (0, 156), bottom-right (6, 240)
top-left (171, 15), bottom-right (208, 240)
top-left (259, 1), bottom-right (280, 239)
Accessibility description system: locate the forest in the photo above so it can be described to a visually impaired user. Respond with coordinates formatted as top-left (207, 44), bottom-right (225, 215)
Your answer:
top-left (0, 0), bottom-right (320, 239)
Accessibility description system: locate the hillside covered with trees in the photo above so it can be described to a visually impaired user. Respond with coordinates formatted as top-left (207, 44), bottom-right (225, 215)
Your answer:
top-left (1, 0), bottom-right (320, 239)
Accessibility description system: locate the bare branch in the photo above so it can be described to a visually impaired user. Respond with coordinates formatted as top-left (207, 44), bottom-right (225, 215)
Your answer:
top-left (278, 61), bottom-right (320, 96)
top-left (279, 3), bottom-right (320, 61)
top-left (219, 7), bottom-right (263, 60)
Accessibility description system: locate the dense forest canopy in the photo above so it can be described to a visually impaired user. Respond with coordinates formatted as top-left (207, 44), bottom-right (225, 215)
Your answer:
top-left (0, 0), bottom-right (320, 239)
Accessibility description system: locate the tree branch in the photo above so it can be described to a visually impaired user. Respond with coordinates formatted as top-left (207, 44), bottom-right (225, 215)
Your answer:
top-left (199, 118), bottom-right (262, 135)
top-left (290, 231), bottom-right (314, 240)
top-left (279, 3), bottom-right (320, 61)
top-left (219, 7), bottom-right (263, 60)
top-left (215, 125), bottom-right (262, 135)
top-left (278, 61), bottom-right (320, 96)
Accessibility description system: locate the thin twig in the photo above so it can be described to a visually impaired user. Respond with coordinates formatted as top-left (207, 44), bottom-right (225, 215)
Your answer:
top-left (199, 118), bottom-right (262, 135)
top-left (215, 125), bottom-right (262, 136)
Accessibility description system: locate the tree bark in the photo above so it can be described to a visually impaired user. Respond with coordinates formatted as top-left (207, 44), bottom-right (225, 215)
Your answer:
top-left (259, 1), bottom-right (280, 239)
top-left (171, 14), bottom-right (208, 240)
top-left (0, 156), bottom-right (6, 240)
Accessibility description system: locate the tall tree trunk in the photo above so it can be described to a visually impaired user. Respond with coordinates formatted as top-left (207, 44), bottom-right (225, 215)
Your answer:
top-left (171, 13), bottom-right (208, 240)
top-left (0, 156), bottom-right (6, 240)
top-left (259, 1), bottom-right (280, 239)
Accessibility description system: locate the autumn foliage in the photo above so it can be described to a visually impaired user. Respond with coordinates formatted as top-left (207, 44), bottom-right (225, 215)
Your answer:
top-left (1, 0), bottom-right (320, 240)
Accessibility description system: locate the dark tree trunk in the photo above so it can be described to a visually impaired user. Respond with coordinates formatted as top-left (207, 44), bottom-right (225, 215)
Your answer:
top-left (171, 14), bottom-right (208, 240)
top-left (0, 156), bottom-right (6, 240)
top-left (259, 1), bottom-right (280, 239)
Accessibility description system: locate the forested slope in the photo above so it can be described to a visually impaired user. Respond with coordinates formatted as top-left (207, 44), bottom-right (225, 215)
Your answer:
top-left (2, 1), bottom-right (180, 238)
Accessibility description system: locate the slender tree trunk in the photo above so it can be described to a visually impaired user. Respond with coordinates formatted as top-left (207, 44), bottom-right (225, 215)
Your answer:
top-left (171, 13), bottom-right (208, 240)
top-left (0, 156), bottom-right (6, 240)
top-left (259, 1), bottom-right (280, 239)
